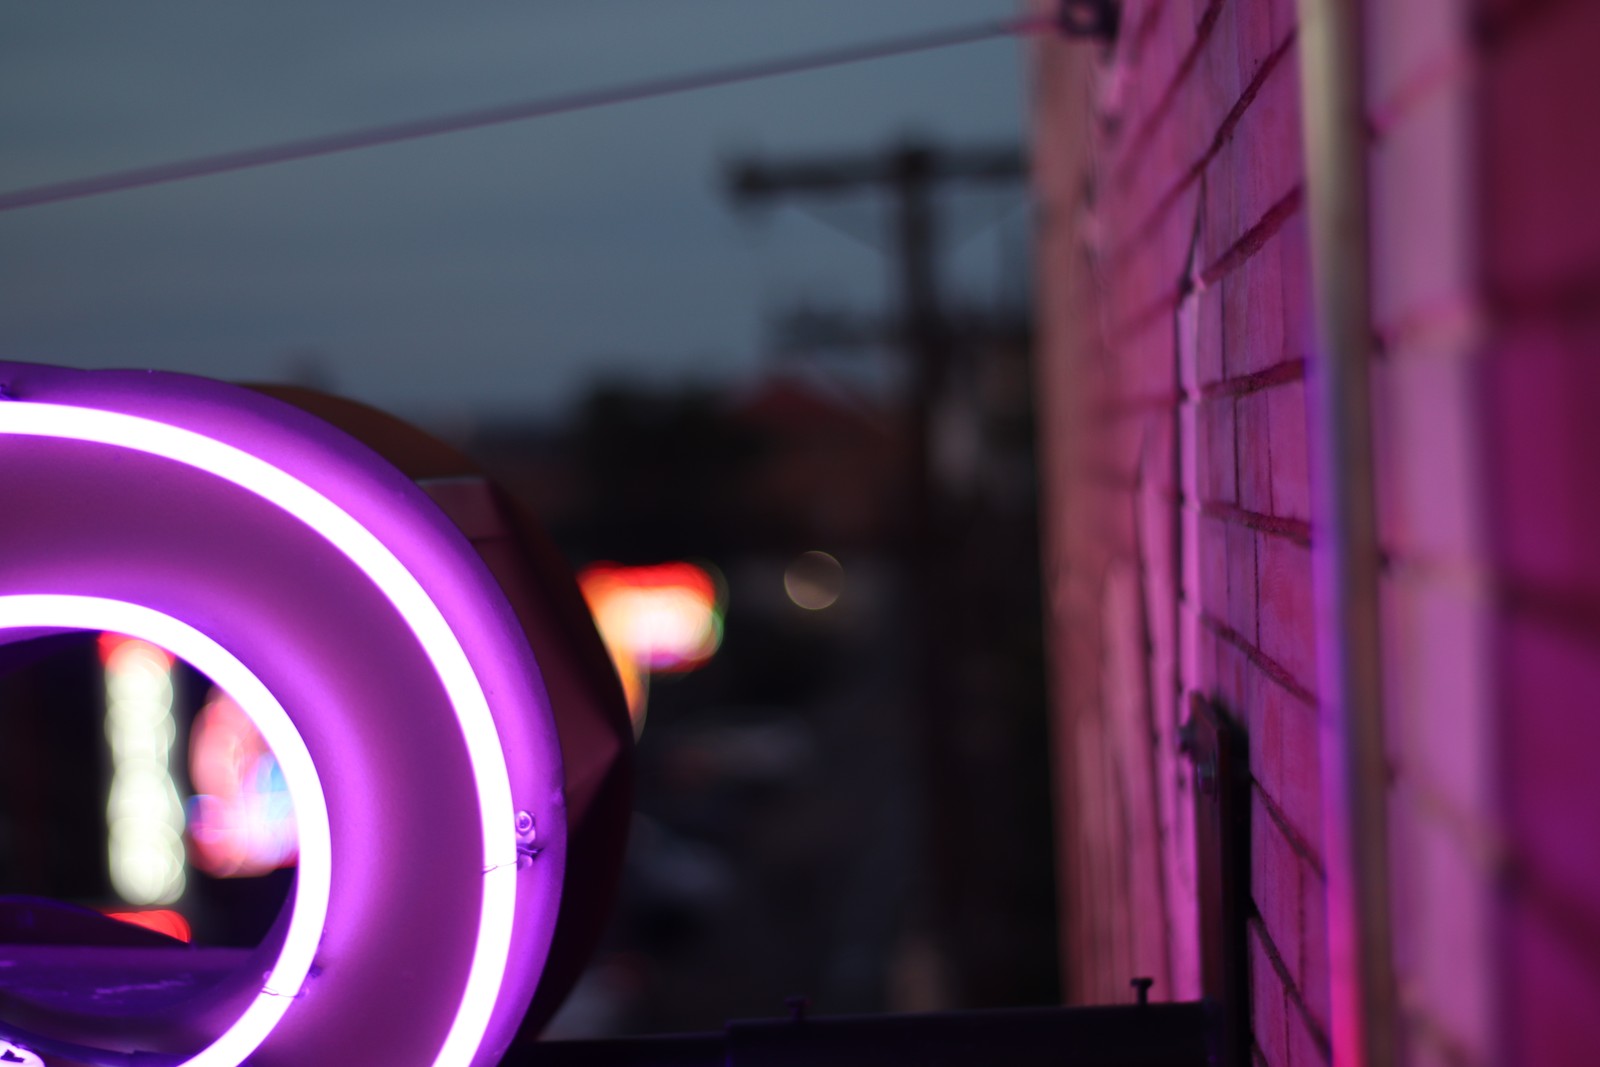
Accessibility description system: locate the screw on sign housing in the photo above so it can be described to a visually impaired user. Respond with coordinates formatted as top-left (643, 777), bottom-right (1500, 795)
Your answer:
top-left (516, 810), bottom-right (540, 868)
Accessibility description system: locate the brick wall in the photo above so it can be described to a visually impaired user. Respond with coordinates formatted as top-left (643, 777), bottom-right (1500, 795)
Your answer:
top-left (1032, 6), bottom-right (1328, 1061)
top-left (1028, 0), bottom-right (1600, 1063)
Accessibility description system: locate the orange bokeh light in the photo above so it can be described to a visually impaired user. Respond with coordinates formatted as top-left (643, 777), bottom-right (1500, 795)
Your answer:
top-left (578, 562), bottom-right (724, 729)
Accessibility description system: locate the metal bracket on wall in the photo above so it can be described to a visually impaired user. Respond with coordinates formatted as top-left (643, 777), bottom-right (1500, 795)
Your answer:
top-left (1054, 0), bottom-right (1120, 42)
top-left (1180, 693), bottom-right (1251, 1067)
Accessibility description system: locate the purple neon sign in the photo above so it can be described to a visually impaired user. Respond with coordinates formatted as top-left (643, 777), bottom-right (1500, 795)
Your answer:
top-left (0, 594), bottom-right (332, 1067)
top-left (0, 365), bottom-right (567, 1067)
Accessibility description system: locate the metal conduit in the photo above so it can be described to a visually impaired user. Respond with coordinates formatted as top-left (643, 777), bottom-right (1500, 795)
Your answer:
top-left (1294, 2), bottom-right (1399, 1066)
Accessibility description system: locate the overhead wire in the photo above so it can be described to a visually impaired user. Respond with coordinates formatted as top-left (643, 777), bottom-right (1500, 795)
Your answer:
top-left (0, 13), bottom-right (1055, 215)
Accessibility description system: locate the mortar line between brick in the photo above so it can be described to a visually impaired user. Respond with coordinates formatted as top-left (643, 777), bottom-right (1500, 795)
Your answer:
top-left (1113, 0), bottom-right (1227, 184)
top-left (1199, 184), bottom-right (1305, 287)
top-left (1198, 357), bottom-right (1307, 399)
top-left (1199, 502), bottom-right (1312, 546)
top-left (1110, 29), bottom-right (1299, 268)
top-left (1367, 41), bottom-right (1475, 140)
top-left (1201, 615), bottom-right (1319, 709)
top-left (1253, 780), bottom-right (1326, 879)
top-left (1375, 293), bottom-right (1487, 356)
top-left (1248, 916), bottom-right (1334, 1061)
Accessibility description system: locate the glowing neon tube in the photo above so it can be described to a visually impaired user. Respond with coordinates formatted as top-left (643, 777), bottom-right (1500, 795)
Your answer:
top-left (0, 596), bottom-right (331, 1067)
top-left (0, 401), bottom-right (516, 1067)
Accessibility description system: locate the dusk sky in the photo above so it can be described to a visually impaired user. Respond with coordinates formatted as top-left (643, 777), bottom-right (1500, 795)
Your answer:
top-left (0, 2), bottom-right (1031, 428)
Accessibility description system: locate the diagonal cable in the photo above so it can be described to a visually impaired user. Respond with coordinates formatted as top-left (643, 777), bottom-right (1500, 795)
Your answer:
top-left (0, 14), bottom-right (1053, 214)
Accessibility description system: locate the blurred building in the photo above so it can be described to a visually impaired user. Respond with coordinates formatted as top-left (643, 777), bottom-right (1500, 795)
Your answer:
top-left (469, 353), bottom-right (1056, 1032)
top-left (1032, 2), bottom-right (1600, 1065)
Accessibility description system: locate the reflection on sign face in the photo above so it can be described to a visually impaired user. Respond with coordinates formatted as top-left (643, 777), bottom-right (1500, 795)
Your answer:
top-left (188, 688), bottom-right (299, 879)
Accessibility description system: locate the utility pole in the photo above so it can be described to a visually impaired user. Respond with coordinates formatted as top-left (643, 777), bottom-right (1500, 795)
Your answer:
top-left (731, 142), bottom-right (1023, 414)
top-left (728, 141), bottom-right (1037, 1009)
top-left (728, 139), bottom-right (1025, 539)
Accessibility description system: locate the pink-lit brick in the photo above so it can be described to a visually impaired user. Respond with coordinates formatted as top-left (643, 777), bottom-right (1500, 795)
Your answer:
top-left (1484, 328), bottom-right (1600, 598)
top-left (1252, 793), bottom-right (1304, 975)
top-left (1227, 523), bottom-right (1259, 643)
top-left (1238, 389), bottom-right (1273, 514)
top-left (1195, 0), bottom-right (1242, 133)
top-left (1386, 783), bottom-right (1424, 980)
top-left (1213, 629), bottom-right (1253, 714)
top-left (1482, 0), bottom-right (1600, 296)
top-left (1266, 379), bottom-right (1310, 521)
top-left (1201, 396), bottom-right (1238, 504)
top-left (1277, 213), bottom-right (1313, 360)
top-left (1200, 513), bottom-right (1232, 627)
top-left (1503, 892), bottom-right (1600, 1067)
top-left (1233, 0), bottom-right (1278, 90)
top-left (1390, 787), bottom-right (1495, 1061)
top-left (1369, 343), bottom-right (1491, 566)
top-left (1368, 78), bottom-right (1477, 335)
top-left (1287, 999), bottom-right (1331, 1066)
top-left (1222, 239), bottom-right (1289, 378)
top-left (1257, 534), bottom-right (1318, 696)
top-left (1155, 184), bottom-right (1204, 290)
top-left (1380, 570), bottom-right (1494, 822)
top-left (1365, 0), bottom-right (1468, 121)
top-left (1274, 683), bottom-right (1322, 856)
top-left (1198, 622), bottom-right (1223, 698)
top-left (1201, 51), bottom-right (1304, 271)
top-left (1202, 177), bottom-right (1241, 299)
top-left (1246, 667), bottom-right (1282, 792)
top-left (1299, 865), bottom-right (1330, 1037)
top-left (1234, 47), bottom-right (1303, 237)
top-left (1177, 406), bottom-right (1203, 524)
top-left (1252, 923), bottom-right (1291, 1067)
top-left (1501, 611), bottom-right (1600, 940)
top-left (1197, 281), bottom-right (1227, 385)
